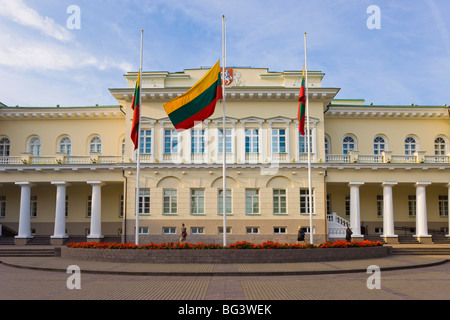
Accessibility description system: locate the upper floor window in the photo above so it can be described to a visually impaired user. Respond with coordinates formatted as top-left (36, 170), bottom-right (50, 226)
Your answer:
top-left (299, 129), bottom-right (313, 154)
top-left (272, 129), bottom-right (286, 153)
top-left (28, 136), bottom-right (41, 156)
top-left (373, 136), bottom-right (386, 155)
top-left (404, 136), bottom-right (417, 155)
top-left (245, 129), bottom-right (259, 154)
top-left (0, 137), bottom-right (10, 156)
top-left (59, 136), bottom-right (72, 156)
top-left (191, 129), bottom-right (205, 154)
top-left (434, 137), bottom-right (447, 155)
top-left (164, 129), bottom-right (178, 154)
top-left (218, 129), bottom-right (232, 154)
top-left (342, 136), bottom-right (355, 155)
top-left (139, 130), bottom-right (151, 154)
top-left (89, 136), bottom-right (102, 154)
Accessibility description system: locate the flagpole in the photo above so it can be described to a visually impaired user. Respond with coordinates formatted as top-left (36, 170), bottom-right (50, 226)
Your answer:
top-left (304, 32), bottom-right (313, 245)
top-left (221, 15), bottom-right (227, 247)
top-left (135, 29), bottom-right (143, 246)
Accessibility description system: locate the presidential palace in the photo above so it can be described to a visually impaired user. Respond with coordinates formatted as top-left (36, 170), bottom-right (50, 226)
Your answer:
top-left (0, 66), bottom-right (449, 245)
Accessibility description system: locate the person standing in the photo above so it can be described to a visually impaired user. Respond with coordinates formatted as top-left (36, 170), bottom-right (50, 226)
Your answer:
top-left (179, 223), bottom-right (187, 242)
top-left (297, 225), bottom-right (306, 244)
top-left (345, 225), bottom-right (353, 242)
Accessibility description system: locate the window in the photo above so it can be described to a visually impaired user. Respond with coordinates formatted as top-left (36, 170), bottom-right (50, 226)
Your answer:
top-left (139, 227), bottom-right (149, 234)
top-left (191, 129), bottom-right (205, 154)
top-left (30, 195), bottom-right (37, 217)
top-left (345, 195), bottom-right (350, 216)
top-left (0, 196), bottom-right (6, 217)
top-left (404, 137), bottom-right (417, 155)
top-left (218, 129), bottom-right (232, 153)
top-left (376, 195), bottom-right (383, 218)
top-left (140, 130), bottom-right (151, 154)
top-left (408, 195), bottom-right (416, 217)
top-left (65, 196), bottom-right (69, 217)
top-left (59, 136), bottom-right (72, 155)
top-left (190, 189), bottom-right (204, 215)
top-left (190, 227), bottom-right (204, 234)
top-left (87, 195), bottom-right (92, 217)
top-left (342, 136), bottom-right (355, 155)
top-left (434, 137), bottom-right (447, 155)
top-left (273, 227), bottom-right (286, 234)
top-left (218, 226), bottom-right (231, 234)
top-left (0, 137), bottom-right (10, 156)
top-left (163, 189), bottom-right (177, 214)
top-left (299, 129), bottom-right (312, 154)
top-left (326, 194), bottom-right (331, 215)
top-left (28, 136), bottom-right (41, 156)
top-left (373, 136), bottom-right (386, 155)
top-left (439, 195), bottom-right (448, 217)
top-left (138, 189), bottom-right (150, 214)
top-left (162, 227), bottom-right (176, 234)
top-left (218, 189), bottom-right (232, 215)
top-left (121, 138), bottom-right (126, 156)
top-left (300, 189), bottom-right (314, 214)
top-left (245, 189), bottom-right (259, 214)
top-left (89, 136), bottom-right (102, 153)
top-left (246, 227), bottom-right (259, 234)
top-left (164, 129), bottom-right (178, 154)
top-left (273, 189), bottom-right (287, 214)
top-left (119, 195), bottom-right (124, 218)
top-left (324, 136), bottom-right (330, 155)
top-left (245, 129), bottom-right (259, 153)
top-left (272, 129), bottom-right (286, 153)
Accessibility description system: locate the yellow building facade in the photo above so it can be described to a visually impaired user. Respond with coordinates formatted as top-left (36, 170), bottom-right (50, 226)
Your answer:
top-left (0, 66), bottom-right (449, 245)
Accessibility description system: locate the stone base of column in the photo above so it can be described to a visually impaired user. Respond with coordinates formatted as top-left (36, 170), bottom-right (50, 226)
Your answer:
top-left (351, 235), bottom-right (365, 242)
top-left (381, 235), bottom-right (399, 244)
top-left (414, 235), bottom-right (433, 244)
top-left (87, 235), bottom-right (103, 243)
top-left (14, 237), bottom-right (33, 246)
top-left (50, 236), bottom-right (68, 246)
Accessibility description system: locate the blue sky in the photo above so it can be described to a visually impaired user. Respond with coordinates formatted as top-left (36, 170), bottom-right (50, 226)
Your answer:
top-left (0, 0), bottom-right (449, 107)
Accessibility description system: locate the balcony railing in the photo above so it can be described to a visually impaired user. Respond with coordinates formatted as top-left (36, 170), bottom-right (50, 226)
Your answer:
top-left (0, 151), bottom-right (448, 165)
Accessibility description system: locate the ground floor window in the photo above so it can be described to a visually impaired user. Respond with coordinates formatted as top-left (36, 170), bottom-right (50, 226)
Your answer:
top-left (408, 195), bottom-right (416, 217)
top-left (273, 189), bottom-right (286, 214)
top-left (439, 195), bottom-right (449, 217)
top-left (0, 196), bottom-right (6, 217)
top-left (139, 189), bottom-right (150, 214)
top-left (273, 226), bottom-right (286, 234)
top-left (162, 227), bottom-right (176, 234)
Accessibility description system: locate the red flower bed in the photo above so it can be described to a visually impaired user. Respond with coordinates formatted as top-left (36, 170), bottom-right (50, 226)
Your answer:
top-left (66, 240), bottom-right (382, 250)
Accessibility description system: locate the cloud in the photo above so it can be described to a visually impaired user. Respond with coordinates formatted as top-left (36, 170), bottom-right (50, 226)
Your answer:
top-left (0, 0), bottom-right (72, 42)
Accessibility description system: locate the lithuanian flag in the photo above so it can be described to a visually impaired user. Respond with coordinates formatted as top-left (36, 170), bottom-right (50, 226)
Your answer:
top-left (130, 72), bottom-right (141, 150)
top-left (164, 60), bottom-right (223, 131)
top-left (298, 66), bottom-right (306, 136)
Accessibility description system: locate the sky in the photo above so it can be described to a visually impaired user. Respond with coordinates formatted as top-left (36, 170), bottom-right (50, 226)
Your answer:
top-left (0, 0), bottom-right (449, 108)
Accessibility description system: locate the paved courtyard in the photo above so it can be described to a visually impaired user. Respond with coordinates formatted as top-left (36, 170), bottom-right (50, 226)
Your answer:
top-left (0, 260), bottom-right (448, 301)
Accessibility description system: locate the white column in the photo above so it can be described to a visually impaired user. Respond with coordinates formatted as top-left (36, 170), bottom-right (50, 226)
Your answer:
top-left (15, 182), bottom-right (33, 239)
top-left (348, 182), bottom-right (364, 238)
top-left (51, 182), bottom-right (69, 239)
top-left (87, 181), bottom-right (104, 240)
top-left (414, 182), bottom-right (431, 240)
top-left (382, 182), bottom-right (398, 240)
top-left (447, 183), bottom-right (450, 238)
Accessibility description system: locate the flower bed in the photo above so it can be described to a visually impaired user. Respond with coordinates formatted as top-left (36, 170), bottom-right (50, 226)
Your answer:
top-left (63, 240), bottom-right (387, 264)
top-left (66, 240), bottom-right (382, 250)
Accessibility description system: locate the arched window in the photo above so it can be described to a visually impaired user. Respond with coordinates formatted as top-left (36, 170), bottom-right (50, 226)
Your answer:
top-left (373, 136), bottom-right (386, 155)
top-left (28, 136), bottom-right (41, 156)
top-left (59, 136), bottom-right (72, 155)
top-left (434, 137), bottom-right (447, 155)
top-left (404, 136), bottom-right (417, 155)
top-left (89, 136), bottom-right (102, 154)
top-left (342, 135), bottom-right (356, 155)
top-left (0, 137), bottom-right (10, 156)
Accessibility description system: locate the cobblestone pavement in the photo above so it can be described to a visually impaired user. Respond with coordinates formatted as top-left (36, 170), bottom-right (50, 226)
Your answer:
top-left (0, 261), bottom-right (448, 301)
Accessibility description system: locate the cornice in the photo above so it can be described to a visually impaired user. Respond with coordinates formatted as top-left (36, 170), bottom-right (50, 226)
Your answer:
top-left (325, 106), bottom-right (448, 119)
top-left (0, 106), bottom-right (125, 121)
